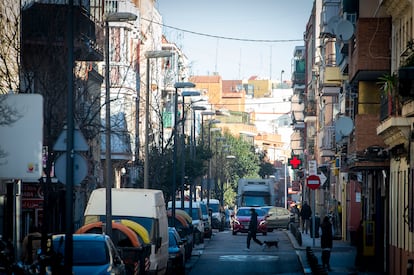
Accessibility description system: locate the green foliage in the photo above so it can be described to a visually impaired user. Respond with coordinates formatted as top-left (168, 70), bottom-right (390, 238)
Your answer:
top-left (147, 128), bottom-right (262, 207)
top-left (377, 73), bottom-right (397, 97)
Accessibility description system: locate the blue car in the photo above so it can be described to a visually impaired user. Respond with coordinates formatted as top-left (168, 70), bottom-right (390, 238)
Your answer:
top-left (47, 234), bottom-right (126, 275)
top-left (167, 227), bottom-right (186, 274)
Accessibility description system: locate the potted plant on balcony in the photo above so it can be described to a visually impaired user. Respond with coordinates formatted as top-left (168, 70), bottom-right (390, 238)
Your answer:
top-left (378, 72), bottom-right (400, 116)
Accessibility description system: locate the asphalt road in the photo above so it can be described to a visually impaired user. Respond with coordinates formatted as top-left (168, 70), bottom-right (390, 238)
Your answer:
top-left (185, 229), bottom-right (303, 275)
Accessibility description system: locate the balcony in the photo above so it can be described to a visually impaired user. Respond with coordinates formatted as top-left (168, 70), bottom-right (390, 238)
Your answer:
top-left (377, 117), bottom-right (414, 150)
top-left (318, 126), bottom-right (335, 157)
top-left (321, 67), bottom-right (344, 87)
top-left (292, 59), bottom-right (306, 86)
top-left (348, 18), bottom-right (391, 82)
top-left (320, 0), bottom-right (341, 37)
top-left (22, 3), bottom-right (103, 61)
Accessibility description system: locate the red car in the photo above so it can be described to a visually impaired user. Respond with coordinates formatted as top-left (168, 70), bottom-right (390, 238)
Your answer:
top-left (231, 207), bottom-right (267, 235)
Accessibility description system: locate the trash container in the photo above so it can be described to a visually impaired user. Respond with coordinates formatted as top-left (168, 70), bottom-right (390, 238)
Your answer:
top-left (310, 215), bottom-right (320, 238)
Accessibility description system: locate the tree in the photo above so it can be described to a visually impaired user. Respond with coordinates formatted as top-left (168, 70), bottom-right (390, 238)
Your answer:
top-left (0, 1), bottom-right (20, 94)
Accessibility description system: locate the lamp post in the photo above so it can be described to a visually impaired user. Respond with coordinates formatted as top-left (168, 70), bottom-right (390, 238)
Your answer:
top-left (200, 111), bottom-right (215, 146)
top-left (280, 69), bottom-right (285, 88)
top-left (144, 50), bottom-right (173, 189)
top-left (180, 91), bottom-right (200, 209)
top-left (215, 137), bottom-right (226, 207)
top-left (279, 156), bottom-right (288, 209)
top-left (172, 82), bottom-right (195, 226)
top-left (207, 120), bottom-right (221, 208)
top-left (224, 154), bottom-right (236, 207)
top-left (191, 105), bottom-right (206, 203)
top-left (199, 111), bottom-right (214, 200)
top-left (104, 12), bottom-right (137, 239)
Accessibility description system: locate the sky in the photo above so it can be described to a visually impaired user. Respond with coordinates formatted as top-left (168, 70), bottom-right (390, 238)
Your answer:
top-left (156, 0), bottom-right (314, 81)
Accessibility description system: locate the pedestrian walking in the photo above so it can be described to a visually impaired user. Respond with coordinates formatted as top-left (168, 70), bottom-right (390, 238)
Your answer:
top-left (320, 216), bottom-right (333, 271)
top-left (300, 201), bottom-right (312, 234)
top-left (244, 208), bottom-right (264, 251)
top-left (291, 204), bottom-right (300, 222)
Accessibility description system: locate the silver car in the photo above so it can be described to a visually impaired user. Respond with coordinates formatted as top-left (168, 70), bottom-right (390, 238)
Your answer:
top-left (264, 207), bottom-right (294, 230)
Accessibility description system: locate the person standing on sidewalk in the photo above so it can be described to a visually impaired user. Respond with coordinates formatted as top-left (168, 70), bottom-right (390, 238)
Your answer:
top-left (300, 201), bottom-right (312, 234)
top-left (321, 216), bottom-right (333, 271)
top-left (244, 208), bottom-right (264, 251)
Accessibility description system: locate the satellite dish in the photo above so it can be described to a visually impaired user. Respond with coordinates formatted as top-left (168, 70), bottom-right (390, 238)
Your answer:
top-left (327, 16), bottom-right (341, 35)
top-left (335, 116), bottom-right (354, 136)
top-left (335, 19), bottom-right (354, 41)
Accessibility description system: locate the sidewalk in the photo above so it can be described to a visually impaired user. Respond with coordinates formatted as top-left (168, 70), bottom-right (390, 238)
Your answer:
top-left (287, 229), bottom-right (370, 275)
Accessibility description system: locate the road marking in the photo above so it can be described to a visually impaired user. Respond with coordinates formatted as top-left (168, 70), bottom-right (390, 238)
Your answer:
top-left (219, 255), bottom-right (279, 262)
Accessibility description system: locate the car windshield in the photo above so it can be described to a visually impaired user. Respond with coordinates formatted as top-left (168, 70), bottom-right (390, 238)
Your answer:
top-left (199, 204), bottom-right (208, 216)
top-left (209, 204), bottom-right (220, 212)
top-left (237, 208), bottom-right (265, 217)
top-left (53, 238), bottom-right (109, 265)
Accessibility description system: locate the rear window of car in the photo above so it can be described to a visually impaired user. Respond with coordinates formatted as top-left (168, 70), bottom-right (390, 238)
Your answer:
top-left (270, 207), bottom-right (290, 216)
top-left (53, 239), bottom-right (109, 265)
top-left (236, 209), bottom-right (250, 216)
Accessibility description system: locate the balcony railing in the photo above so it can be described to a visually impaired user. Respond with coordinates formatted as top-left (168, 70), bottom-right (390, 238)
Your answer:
top-left (318, 126), bottom-right (335, 150)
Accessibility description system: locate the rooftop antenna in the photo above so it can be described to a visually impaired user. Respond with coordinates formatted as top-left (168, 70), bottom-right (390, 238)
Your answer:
top-left (238, 48), bottom-right (242, 79)
top-left (215, 38), bottom-right (219, 74)
top-left (269, 45), bottom-right (272, 80)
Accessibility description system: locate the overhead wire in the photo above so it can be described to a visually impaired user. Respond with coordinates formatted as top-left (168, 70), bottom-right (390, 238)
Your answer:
top-left (141, 17), bottom-right (303, 43)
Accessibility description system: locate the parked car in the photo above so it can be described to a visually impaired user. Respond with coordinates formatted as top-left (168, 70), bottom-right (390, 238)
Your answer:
top-left (167, 210), bottom-right (193, 260)
top-left (260, 206), bottom-right (273, 215)
top-left (232, 207), bottom-right (267, 235)
top-left (47, 233), bottom-right (126, 275)
top-left (199, 201), bottom-right (213, 238)
top-left (203, 199), bottom-right (225, 231)
top-left (84, 188), bottom-right (168, 275)
top-left (224, 208), bottom-right (234, 229)
top-left (167, 227), bottom-right (186, 275)
top-left (167, 201), bottom-right (205, 245)
top-left (264, 206), bottom-right (294, 230)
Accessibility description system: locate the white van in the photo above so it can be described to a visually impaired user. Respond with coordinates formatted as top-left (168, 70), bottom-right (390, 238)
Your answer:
top-left (83, 188), bottom-right (168, 275)
top-left (203, 199), bottom-right (225, 231)
top-left (167, 200), bottom-right (205, 244)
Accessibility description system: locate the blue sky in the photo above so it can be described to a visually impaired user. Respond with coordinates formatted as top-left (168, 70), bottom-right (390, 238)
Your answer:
top-left (157, 0), bottom-right (314, 81)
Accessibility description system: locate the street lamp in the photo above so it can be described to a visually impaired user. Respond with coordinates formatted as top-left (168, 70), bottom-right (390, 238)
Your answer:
top-left (144, 50), bottom-right (173, 189)
top-left (200, 111), bottom-right (215, 146)
top-left (215, 137), bottom-right (226, 208)
top-left (180, 91), bottom-right (200, 209)
top-left (104, 12), bottom-right (137, 239)
top-left (172, 82), bottom-right (195, 226)
top-left (190, 105), bottom-right (206, 203)
top-left (279, 156), bottom-right (288, 209)
top-left (207, 120), bottom-right (221, 208)
top-left (199, 111), bottom-right (215, 200)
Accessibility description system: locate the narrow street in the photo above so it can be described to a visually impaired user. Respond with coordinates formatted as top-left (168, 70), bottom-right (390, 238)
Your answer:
top-left (185, 229), bottom-right (303, 275)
